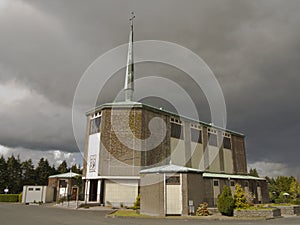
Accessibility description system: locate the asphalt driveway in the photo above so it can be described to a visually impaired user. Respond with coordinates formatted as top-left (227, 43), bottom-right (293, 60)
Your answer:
top-left (1, 203), bottom-right (300, 225)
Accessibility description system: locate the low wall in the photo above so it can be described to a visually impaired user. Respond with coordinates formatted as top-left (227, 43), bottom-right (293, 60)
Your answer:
top-left (234, 208), bottom-right (281, 218)
top-left (275, 205), bottom-right (300, 216)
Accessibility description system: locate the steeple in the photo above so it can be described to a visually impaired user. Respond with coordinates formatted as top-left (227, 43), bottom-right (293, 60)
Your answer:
top-left (124, 12), bottom-right (135, 102)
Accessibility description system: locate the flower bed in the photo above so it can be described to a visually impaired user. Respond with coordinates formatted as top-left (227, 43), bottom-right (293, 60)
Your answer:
top-left (234, 208), bottom-right (281, 218)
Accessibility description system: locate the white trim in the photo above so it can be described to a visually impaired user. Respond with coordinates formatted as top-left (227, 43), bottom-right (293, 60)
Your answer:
top-left (163, 173), bottom-right (166, 215)
top-left (82, 176), bottom-right (140, 180)
top-left (203, 173), bottom-right (265, 180)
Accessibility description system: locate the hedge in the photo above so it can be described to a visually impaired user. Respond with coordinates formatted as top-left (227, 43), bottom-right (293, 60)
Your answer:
top-left (0, 194), bottom-right (20, 202)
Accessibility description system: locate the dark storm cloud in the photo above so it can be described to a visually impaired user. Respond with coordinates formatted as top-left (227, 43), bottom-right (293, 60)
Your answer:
top-left (1, 0), bottom-right (300, 175)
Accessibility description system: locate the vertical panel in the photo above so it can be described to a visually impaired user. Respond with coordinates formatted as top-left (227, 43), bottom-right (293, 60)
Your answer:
top-left (166, 185), bottom-right (182, 215)
top-left (87, 133), bottom-right (100, 178)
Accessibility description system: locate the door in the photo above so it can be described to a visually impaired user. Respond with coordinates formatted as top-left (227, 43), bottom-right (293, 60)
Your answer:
top-left (166, 175), bottom-right (182, 215)
top-left (72, 187), bottom-right (78, 200)
top-left (89, 180), bottom-right (98, 201)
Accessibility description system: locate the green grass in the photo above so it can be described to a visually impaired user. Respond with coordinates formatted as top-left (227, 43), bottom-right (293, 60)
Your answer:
top-left (269, 203), bottom-right (293, 206)
top-left (112, 209), bottom-right (152, 218)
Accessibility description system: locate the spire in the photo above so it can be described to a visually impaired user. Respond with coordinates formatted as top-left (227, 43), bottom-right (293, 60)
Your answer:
top-left (124, 12), bottom-right (135, 101)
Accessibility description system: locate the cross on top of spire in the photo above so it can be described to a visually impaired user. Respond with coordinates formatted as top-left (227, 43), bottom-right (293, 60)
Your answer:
top-left (130, 11), bottom-right (135, 22)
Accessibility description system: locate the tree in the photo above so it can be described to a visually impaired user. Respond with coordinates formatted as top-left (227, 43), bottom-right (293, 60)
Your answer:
top-left (70, 164), bottom-right (82, 174)
top-left (35, 158), bottom-right (52, 185)
top-left (0, 156), bottom-right (8, 194)
top-left (57, 160), bottom-right (68, 174)
top-left (234, 183), bottom-right (249, 209)
top-left (6, 155), bottom-right (22, 193)
top-left (289, 179), bottom-right (300, 201)
top-left (217, 186), bottom-right (234, 216)
top-left (21, 159), bottom-right (35, 185)
top-left (249, 168), bottom-right (259, 177)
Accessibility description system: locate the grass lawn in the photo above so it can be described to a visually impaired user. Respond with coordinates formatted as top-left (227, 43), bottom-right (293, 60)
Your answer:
top-left (112, 209), bottom-right (153, 218)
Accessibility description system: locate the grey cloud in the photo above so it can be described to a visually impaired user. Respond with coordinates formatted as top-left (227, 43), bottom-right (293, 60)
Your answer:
top-left (1, 0), bottom-right (300, 175)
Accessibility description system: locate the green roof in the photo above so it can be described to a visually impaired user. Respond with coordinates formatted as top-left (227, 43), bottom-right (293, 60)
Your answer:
top-left (49, 172), bottom-right (81, 178)
top-left (202, 172), bottom-right (265, 180)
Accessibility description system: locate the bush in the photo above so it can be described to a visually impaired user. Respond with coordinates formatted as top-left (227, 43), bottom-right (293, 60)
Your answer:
top-left (18, 193), bottom-right (22, 203)
top-left (195, 202), bottom-right (209, 216)
top-left (234, 183), bottom-right (249, 209)
top-left (133, 194), bottom-right (140, 210)
top-left (217, 186), bottom-right (234, 216)
top-left (0, 194), bottom-right (19, 202)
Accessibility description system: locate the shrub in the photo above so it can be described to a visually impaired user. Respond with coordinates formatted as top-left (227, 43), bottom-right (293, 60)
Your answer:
top-left (234, 183), bottom-right (249, 209)
top-left (18, 193), bottom-right (22, 203)
top-left (57, 196), bottom-right (67, 204)
top-left (0, 194), bottom-right (19, 202)
top-left (217, 186), bottom-right (234, 216)
top-left (245, 191), bottom-right (254, 206)
top-left (133, 194), bottom-right (140, 210)
top-left (195, 202), bottom-right (209, 216)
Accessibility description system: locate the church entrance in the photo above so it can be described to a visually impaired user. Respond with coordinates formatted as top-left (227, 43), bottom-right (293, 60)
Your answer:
top-left (89, 180), bottom-right (98, 202)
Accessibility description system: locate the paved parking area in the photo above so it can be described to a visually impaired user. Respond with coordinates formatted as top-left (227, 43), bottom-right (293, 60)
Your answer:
top-left (1, 203), bottom-right (300, 225)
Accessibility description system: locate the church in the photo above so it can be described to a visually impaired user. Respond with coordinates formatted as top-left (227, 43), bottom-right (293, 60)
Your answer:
top-left (82, 16), bottom-right (269, 216)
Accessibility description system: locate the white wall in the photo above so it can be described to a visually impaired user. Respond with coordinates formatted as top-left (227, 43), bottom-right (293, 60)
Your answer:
top-left (87, 133), bottom-right (101, 178)
top-left (22, 186), bottom-right (54, 203)
top-left (104, 179), bottom-right (138, 207)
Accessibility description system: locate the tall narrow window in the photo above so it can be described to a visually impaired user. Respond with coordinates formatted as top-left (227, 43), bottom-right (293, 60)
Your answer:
top-left (191, 128), bottom-right (202, 143)
top-left (223, 137), bottom-right (231, 149)
top-left (171, 123), bottom-right (183, 140)
top-left (208, 133), bottom-right (218, 146)
top-left (90, 116), bottom-right (101, 134)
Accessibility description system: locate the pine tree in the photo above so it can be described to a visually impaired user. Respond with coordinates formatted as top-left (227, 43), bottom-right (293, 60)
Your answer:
top-left (57, 160), bottom-right (68, 174)
top-left (6, 155), bottom-right (22, 193)
top-left (249, 168), bottom-right (259, 177)
top-left (35, 158), bottom-right (52, 185)
top-left (21, 159), bottom-right (36, 185)
top-left (71, 164), bottom-right (82, 174)
top-left (0, 156), bottom-right (8, 194)
top-left (217, 186), bottom-right (234, 216)
top-left (234, 183), bottom-right (249, 209)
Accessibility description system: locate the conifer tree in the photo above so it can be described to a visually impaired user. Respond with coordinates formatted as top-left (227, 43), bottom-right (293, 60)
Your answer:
top-left (0, 156), bottom-right (8, 193)
top-left (217, 186), bottom-right (234, 216)
top-left (234, 183), bottom-right (249, 209)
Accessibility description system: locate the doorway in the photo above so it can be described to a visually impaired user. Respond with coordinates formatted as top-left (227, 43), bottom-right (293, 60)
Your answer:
top-left (166, 175), bottom-right (182, 215)
top-left (89, 180), bottom-right (98, 202)
top-left (72, 187), bottom-right (78, 200)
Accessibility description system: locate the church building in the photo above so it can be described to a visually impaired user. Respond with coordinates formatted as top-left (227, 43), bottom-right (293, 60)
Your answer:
top-left (82, 15), bottom-right (269, 216)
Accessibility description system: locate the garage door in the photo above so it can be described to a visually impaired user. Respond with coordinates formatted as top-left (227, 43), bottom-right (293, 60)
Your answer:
top-left (104, 179), bottom-right (138, 207)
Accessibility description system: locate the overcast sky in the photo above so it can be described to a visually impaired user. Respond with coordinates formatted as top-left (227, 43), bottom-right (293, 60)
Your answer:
top-left (0, 0), bottom-right (300, 177)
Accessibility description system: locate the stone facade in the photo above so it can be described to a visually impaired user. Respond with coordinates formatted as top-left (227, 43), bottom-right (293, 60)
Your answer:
top-left (276, 205), bottom-right (300, 216)
top-left (234, 208), bottom-right (281, 218)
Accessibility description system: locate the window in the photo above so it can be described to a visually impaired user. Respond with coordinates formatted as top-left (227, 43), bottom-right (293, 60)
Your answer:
top-left (171, 123), bottom-right (183, 140)
top-left (213, 180), bottom-right (219, 186)
top-left (90, 117), bottom-right (101, 134)
top-left (191, 128), bottom-right (202, 143)
top-left (28, 188), bottom-right (33, 191)
top-left (223, 137), bottom-right (231, 149)
top-left (208, 133), bottom-right (218, 146)
top-left (35, 188), bottom-right (41, 191)
top-left (166, 176), bottom-right (180, 185)
top-left (230, 181), bottom-right (235, 186)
